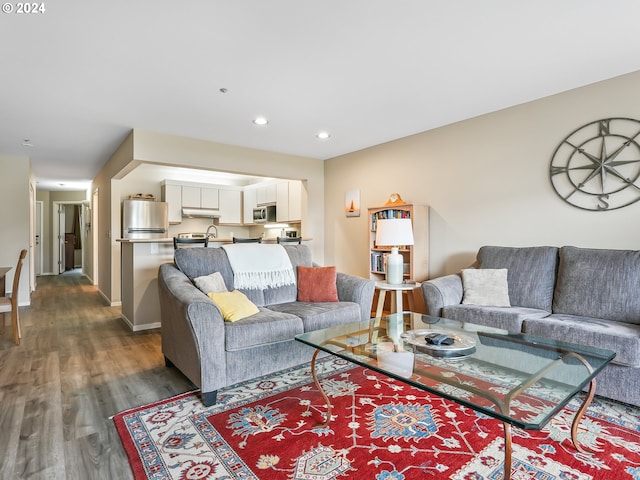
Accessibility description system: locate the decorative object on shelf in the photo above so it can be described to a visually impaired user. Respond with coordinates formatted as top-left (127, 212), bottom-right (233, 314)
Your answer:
top-left (375, 218), bottom-right (414, 285)
top-left (345, 189), bottom-right (361, 217)
top-left (549, 117), bottom-right (640, 211)
top-left (384, 192), bottom-right (406, 206)
top-left (128, 193), bottom-right (156, 200)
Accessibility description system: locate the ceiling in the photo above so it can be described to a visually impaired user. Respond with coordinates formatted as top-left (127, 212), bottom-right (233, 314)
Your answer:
top-left (2, 1), bottom-right (640, 191)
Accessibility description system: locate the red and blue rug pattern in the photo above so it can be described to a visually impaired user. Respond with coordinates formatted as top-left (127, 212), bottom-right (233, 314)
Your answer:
top-left (114, 357), bottom-right (640, 479)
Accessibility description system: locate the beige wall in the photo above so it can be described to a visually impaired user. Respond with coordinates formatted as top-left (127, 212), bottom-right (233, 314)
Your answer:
top-left (92, 131), bottom-right (134, 302)
top-left (94, 129), bottom-right (324, 304)
top-left (0, 154), bottom-right (33, 305)
top-left (324, 70), bottom-right (640, 279)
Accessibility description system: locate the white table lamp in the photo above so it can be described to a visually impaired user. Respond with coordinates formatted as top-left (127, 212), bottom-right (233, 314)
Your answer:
top-left (375, 218), bottom-right (414, 285)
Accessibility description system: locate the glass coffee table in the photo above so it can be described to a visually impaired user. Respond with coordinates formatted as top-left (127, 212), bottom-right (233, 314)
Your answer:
top-left (295, 312), bottom-right (615, 480)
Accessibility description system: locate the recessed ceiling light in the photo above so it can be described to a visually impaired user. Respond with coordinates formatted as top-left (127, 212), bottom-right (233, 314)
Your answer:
top-left (316, 131), bottom-right (331, 140)
top-left (253, 117), bottom-right (269, 126)
top-left (22, 139), bottom-right (33, 147)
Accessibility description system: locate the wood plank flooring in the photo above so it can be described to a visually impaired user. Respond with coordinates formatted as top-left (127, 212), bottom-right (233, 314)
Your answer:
top-left (0, 272), bottom-right (193, 479)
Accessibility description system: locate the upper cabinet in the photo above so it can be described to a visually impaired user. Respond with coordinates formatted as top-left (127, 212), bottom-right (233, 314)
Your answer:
top-left (182, 185), bottom-right (219, 209)
top-left (218, 188), bottom-right (242, 224)
top-left (161, 182), bottom-right (182, 224)
top-left (276, 180), bottom-right (302, 223)
top-left (162, 178), bottom-right (302, 226)
top-left (161, 180), bottom-right (240, 225)
top-left (243, 186), bottom-right (258, 225)
top-left (256, 183), bottom-right (277, 205)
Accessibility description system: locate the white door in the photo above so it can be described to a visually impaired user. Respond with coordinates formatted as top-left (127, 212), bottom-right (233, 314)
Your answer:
top-left (35, 201), bottom-right (42, 275)
top-left (58, 204), bottom-right (65, 274)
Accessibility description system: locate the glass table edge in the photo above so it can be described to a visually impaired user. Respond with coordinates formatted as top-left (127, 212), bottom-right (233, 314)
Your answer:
top-left (294, 314), bottom-right (616, 430)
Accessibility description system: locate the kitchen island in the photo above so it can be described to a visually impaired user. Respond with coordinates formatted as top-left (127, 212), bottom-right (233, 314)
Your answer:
top-left (118, 236), bottom-right (311, 331)
top-left (119, 238), bottom-right (174, 331)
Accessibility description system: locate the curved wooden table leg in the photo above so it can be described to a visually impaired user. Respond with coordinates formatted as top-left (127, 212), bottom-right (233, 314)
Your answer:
top-left (563, 352), bottom-right (597, 454)
top-left (310, 348), bottom-right (333, 429)
top-left (571, 378), bottom-right (597, 454)
top-left (503, 422), bottom-right (513, 480)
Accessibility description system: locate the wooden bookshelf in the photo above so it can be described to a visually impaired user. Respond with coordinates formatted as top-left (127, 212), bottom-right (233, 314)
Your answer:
top-left (368, 204), bottom-right (429, 283)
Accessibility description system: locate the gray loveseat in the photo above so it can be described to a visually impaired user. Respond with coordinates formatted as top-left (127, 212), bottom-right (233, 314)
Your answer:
top-left (158, 244), bottom-right (374, 406)
top-left (421, 245), bottom-right (640, 406)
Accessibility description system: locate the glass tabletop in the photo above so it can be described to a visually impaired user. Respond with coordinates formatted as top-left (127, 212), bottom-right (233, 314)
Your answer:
top-left (295, 312), bottom-right (616, 430)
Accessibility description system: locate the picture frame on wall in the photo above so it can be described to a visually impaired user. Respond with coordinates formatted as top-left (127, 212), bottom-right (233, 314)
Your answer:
top-left (345, 189), bottom-right (360, 217)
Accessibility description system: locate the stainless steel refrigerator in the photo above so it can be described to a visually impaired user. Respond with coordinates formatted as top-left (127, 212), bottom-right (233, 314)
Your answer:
top-left (122, 200), bottom-right (169, 239)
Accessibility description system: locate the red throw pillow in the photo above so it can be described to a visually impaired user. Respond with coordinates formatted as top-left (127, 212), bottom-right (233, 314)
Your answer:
top-left (297, 266), bottom-right (339, 302)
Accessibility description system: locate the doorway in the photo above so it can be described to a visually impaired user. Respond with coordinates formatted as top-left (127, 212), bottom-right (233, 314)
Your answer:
top-left (35, 201), bottom-right (43, 276)
top-left (52, 201), bottom-right (85, 274)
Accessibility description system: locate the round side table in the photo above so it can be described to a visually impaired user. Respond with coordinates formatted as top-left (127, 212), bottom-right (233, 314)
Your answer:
top-left (374, 281), bottom-right (421, 318)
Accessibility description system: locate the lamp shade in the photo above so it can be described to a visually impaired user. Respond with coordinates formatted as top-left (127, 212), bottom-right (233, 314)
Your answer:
top-left (375, 218), bottom-right (414, 247)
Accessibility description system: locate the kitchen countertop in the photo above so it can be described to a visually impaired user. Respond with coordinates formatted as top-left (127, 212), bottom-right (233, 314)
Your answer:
top-left (117, 237), bottom-right (310, 243)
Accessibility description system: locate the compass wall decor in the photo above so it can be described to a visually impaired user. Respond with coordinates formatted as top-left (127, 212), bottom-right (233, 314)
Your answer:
top-left (549, 117), bottom-right (640, 211)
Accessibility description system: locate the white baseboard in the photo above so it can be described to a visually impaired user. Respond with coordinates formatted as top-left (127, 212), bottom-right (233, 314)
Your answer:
top-left (119, 314), bottom-right (160, 332)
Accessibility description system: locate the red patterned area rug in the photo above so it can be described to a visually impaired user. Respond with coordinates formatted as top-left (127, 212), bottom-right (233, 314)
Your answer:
top-left (114, 357), bottom-right (640, 479)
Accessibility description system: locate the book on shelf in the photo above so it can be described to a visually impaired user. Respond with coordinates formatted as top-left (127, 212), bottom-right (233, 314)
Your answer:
top-left (370, 252), bottom-right (388, 273)
top-left (370, 209), bottom-right (411, 231)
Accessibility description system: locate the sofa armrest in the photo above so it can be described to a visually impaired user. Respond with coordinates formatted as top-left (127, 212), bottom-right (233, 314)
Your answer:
top-left (421, 274), bottom-right (463, 316)
top-left (336, 272), bottom-right (375, 321)
top-left (158, 263), bottom-right (228, 393)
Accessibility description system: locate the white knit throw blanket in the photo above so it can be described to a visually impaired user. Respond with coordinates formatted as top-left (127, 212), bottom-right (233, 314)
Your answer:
top-left (221, 244), bottom-right (296, 290)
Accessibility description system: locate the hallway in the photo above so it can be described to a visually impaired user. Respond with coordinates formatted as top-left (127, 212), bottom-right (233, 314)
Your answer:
top-left (0, 274), bottom-right (192, 479)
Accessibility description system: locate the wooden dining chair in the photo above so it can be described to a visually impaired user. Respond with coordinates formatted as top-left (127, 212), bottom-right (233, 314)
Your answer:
top-left (0, 249), bottom-right (27, 345)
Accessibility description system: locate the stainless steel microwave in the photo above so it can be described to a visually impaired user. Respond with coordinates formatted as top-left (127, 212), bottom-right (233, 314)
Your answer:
top-left (253, 205), bottom-right (276, 223)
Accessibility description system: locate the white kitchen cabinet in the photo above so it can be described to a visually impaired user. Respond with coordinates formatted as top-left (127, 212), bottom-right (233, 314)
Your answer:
top-left (161, 182), bottom-right (182, 224)
top-left (256, 182), bottom-right (277, 205)
top-left (276, 180), bottom-right (302, 223)
top-left (276, 181), bottom-right (289, 222)
top-left (218, 189), bottom-right (241, 224)
top-left (201, 187), bottom-right (219, 209)
top-left (181, 186), bottom-right (201, 208)
top-left (288, 180), bottom-right (302, 222)
top-left (243, 186), bottom-right (257, 224)
top-left (182, 186), bottom-right (219, 209)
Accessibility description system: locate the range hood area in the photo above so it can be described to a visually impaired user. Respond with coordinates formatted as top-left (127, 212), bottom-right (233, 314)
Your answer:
top-left (181, 207), bottom-right (221, 218)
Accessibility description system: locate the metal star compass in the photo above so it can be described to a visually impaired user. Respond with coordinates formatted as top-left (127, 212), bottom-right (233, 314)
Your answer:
top-left (549, 118), bottom-right (640, 211)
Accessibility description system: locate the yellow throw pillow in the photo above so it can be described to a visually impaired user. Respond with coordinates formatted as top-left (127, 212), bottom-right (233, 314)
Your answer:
top-left (207, 290), bottom-right (259, 322)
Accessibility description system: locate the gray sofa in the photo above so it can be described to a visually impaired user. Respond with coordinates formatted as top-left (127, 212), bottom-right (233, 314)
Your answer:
top-left (421, 245), bottom-right (640, 406)
top-left (158, 244), bottom-right (375, 406)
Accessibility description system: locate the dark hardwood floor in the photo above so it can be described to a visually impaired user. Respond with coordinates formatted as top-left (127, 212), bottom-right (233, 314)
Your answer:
top-left (0, 272), bottom-right (193, 479)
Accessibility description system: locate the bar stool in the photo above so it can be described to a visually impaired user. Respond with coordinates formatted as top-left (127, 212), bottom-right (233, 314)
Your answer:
top-left (173, 237), bottom-right (208, 249)
top-left (232, 237), bottom-right (262, 243)
top-left (277, 236), bottom-right (302, 244)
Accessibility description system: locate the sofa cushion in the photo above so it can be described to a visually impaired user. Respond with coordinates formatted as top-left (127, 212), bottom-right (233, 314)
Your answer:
top-left (442, 304), bottom-right (550, 334)
top-left (268, 301), bottom-right (361, 332)
top-left (553, 246), bottom-right (640, 324)
top-left (297, 266), bottom-right (339, 302)
top-left (461, 268), bottom-right (510, 306)
top-left (224, 309), bottom-right (303, 351)
top-left (477, 246), bottom-right (558, 312)
top-left (523, 313), bottom-right (640, 367)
